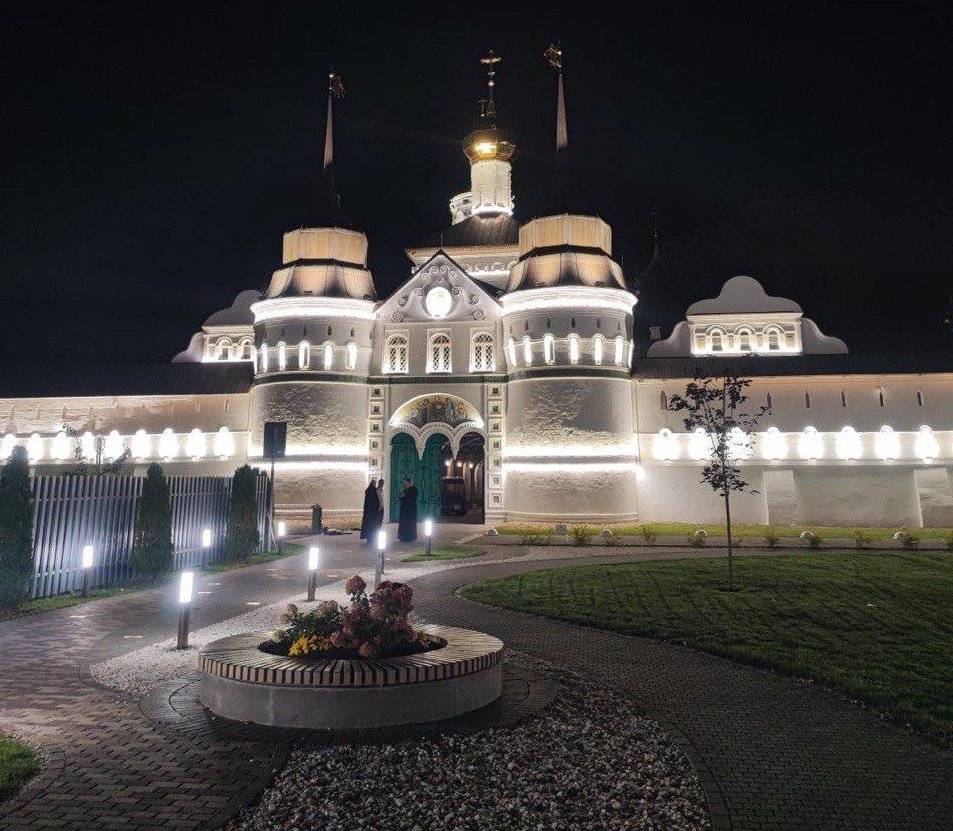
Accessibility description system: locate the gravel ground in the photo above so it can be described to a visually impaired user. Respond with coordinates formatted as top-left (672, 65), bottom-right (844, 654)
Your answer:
top-left (231, 653), bottom-right (711, 831)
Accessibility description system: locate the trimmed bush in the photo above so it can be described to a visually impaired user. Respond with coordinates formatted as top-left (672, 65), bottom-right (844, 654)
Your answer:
top-left (0, 447), bottom-right (34, 604)
top-left (131, 463), bottom-right (173, 581)
top-left (225, 465), bottom-right (260, 562)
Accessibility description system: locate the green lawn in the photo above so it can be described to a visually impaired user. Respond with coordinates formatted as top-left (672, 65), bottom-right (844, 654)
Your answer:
top-left (0, 544), bottom-right (302, 619)
top-left (0, 736), bottom-right (39, 802)
top-left (402, 547), bottom-right (483, 563)
top-left (496, 521), bottom-right (953, 543)
top-left (461, 551), bottom-right (953, 746)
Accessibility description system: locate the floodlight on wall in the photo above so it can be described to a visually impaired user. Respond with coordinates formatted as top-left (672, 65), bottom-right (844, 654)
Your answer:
top-left (798, 426), bottom-right (823, 461)
top-left (762, 427), bottom-right (787, 461)
top-left (835, 426), bottom-right (862, 460)
top-left (875, 425), bottom-right (900, 461)
top-left (915, 425), bottom-right (939, 463)
top-left (131, 429), bottom-right (150, 460)
top-left (27, 433), bottom-right (43, 463)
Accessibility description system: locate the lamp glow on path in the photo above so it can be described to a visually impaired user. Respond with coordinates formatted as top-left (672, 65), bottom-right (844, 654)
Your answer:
top-left (177, 570), bottom-right (194, 649)
top-left (424, 518), bottom-right (433, 558)
top-left (81, 545), bottom-right (94, 598)
top-left (307, 546), bottom-right (319, 601)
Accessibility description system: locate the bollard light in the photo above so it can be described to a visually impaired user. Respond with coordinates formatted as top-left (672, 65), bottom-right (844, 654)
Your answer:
top-left (307, 546), bottom-right (319, 601)
top-left (375, 529), bottom-right (386, 586)
top-left (177, 570), bottom-right (194, 649)
top-left (201, 528), bottom-right (212, 568)
top-left (278, 521), bottom-right (287, 537)
top-left (424, 519), bottom-right (433, 558)
top-left (81, 545), bottom-right (94, 598)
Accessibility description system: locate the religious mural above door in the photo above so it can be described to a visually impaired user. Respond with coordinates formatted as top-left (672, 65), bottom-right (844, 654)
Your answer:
top-left (389, 394), bottom-right (483, 430)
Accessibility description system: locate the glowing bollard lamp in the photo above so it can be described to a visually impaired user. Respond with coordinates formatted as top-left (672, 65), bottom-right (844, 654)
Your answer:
top-left (375, 529), bottom-right (386, 587)
top-left (307, 546), bottom-right (319, 601)
top-left (277, 520), bottom-right (287, 554)
top-left (201, 528), bottom-right (212, 569)
top-left (177, 570), bottom-right (194, 650)
top-left (424, 518), bottom-right (433, 558)
top-left (81, 545), bottom-right (94, 598)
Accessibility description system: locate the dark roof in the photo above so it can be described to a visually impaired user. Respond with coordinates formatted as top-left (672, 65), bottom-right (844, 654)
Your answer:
top-left (0, 363), bottom-right (253, 398)
top-left (634, 353), bottom-right (953, 380)
top-left (415, 213), bottom-right (519, 250)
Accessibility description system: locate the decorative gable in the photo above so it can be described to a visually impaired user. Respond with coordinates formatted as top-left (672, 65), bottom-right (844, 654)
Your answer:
top-left (377, 252), bottom-right (500, 325)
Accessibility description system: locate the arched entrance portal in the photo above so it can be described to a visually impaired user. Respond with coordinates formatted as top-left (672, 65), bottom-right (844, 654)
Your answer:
top-left (388, 431), bottom-right (485, 524)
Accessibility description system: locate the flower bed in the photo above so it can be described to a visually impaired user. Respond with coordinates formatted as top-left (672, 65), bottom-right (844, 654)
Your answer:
top-left (266, 576), bottom-right (440, 660)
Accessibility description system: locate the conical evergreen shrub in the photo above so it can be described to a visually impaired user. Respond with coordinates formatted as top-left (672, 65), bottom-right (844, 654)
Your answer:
top-left (131, 463), bottom-right (173, 581)
top-left (225, 465), bottom-right (260, 562)
top-left (0, 446), bottom-right (34, 604)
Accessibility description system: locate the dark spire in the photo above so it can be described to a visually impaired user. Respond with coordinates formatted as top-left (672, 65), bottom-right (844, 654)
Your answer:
top-left (315, 70), bottom-right (350, 228)
top-left (544, 43), bottom-right (580, 214)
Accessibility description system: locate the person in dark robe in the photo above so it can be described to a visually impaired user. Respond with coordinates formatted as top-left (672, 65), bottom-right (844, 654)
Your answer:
top-left (360, 478), bottom-right (381, 542)
top-left (397, 477), bottom-right (418, 542)
top-left (376, 479), bottom-right (385, 527)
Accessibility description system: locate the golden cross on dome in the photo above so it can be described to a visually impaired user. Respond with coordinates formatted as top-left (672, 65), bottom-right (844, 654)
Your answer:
top-left (544, 42), bottom-right (562, 70)
top-left (479, 49), bottom-right (502, 118)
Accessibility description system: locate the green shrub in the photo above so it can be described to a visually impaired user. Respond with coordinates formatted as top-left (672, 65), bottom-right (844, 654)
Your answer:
top-left (570, 525), bottom-right (594, 546)
top-left (898, 532), bottom-right (919, 549)
top-left (640, 524), bottom-right (658, 544)
top-left (0, 447), bottom-right (34, 604)
top-left (519, 534), bottom-right (547, 546)
top-left (808, 534), bottom-right (823, 549)
top-left (764, 527), bottom-right (780, 548)
top-left (854, 530), bottom-right (872, 549)
top-left (225, 465), bottom-right (261, 562)
top-left (131, 463), bottom-right (173, 581)
top-left (688, 532), bottom-right (707, 548)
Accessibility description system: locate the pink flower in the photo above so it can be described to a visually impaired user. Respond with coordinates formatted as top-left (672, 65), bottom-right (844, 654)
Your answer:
top-left (345, 575), bottom-right (366, 596)
top-left (330, 631), bottom-right (344, 648)
top-left (358, 642), bottom-right (373, 658)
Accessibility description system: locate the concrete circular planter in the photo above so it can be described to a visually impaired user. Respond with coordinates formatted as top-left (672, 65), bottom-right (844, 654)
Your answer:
top-left (199, 624), bottom-right (504, 729)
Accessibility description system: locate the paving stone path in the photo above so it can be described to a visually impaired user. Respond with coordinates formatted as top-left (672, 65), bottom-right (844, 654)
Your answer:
top-left (0, 538), bottom-right (951, 830)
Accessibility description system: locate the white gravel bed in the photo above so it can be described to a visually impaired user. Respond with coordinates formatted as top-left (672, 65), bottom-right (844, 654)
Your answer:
top-left (89, 564), bottom-right (443, 696)
top-left (231, 652), bottom-right (711, 831)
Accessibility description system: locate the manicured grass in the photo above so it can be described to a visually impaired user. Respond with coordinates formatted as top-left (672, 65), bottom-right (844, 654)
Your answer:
top-left (496, 521), bottom-right (953, 543)
top-left (0, 736), bottom-right (39, 802)
top-left (461, 551), bottom-right (953, 746)
top-left (401, 547), bottom-right (483, 563)
top-left (0, 544), bottom-right (303, 619)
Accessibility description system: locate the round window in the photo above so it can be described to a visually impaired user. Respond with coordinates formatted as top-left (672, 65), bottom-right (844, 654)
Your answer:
top-left (425, 286), bottom-right (453, 318)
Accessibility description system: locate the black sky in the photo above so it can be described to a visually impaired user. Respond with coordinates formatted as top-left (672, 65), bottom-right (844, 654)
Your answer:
top-left (2, 2), bottom-right (951, 365)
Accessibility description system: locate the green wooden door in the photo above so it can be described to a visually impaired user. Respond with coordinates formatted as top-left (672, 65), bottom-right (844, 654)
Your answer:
top-left (418, 434), bottom-right (445, 521)
top-left (389, 433), bottom-right (418, 522)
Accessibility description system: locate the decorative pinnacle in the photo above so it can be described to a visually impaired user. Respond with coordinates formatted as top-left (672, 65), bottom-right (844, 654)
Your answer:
top-left (544, 42), bottom-right (562, 70)
top-left (479, 49), bottom-right (502, 119)
top-left (323, 70), bottom-right (344, 172)
top-left (544, 43), bottom-right (568, 152)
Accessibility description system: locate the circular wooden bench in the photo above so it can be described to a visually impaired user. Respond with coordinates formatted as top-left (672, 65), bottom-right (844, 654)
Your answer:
top-left (199, 624), bottom-right (504, 729)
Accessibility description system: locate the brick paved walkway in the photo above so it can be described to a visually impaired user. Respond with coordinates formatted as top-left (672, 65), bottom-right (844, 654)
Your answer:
top-left (1, 539), bottom-right (951, 830)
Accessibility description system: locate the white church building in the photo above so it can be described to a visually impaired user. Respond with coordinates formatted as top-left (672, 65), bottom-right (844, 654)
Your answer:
top-left (3, 58), bottom-right (952, 530)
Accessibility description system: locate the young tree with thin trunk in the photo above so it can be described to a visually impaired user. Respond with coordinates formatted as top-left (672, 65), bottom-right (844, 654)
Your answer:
top-left (0, 446), bottom-right (35, 604)
top-left (668, 373), bottom-right (769, 589)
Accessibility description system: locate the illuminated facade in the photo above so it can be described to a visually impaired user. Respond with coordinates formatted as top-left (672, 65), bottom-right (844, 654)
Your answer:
top-left (2, 58), bottom-right (952, 530)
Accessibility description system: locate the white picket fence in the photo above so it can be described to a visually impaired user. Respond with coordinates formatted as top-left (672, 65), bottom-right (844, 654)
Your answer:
top-left (29, 472), bottom-right (271, 598)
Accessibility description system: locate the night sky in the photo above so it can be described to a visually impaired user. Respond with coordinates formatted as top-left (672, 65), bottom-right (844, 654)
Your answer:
top-left (2, 2), bottom-right (950, 366)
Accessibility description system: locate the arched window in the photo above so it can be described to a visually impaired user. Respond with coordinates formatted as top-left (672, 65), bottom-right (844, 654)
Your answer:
top-left (239, 338), bottom-right (253, 360)
top-left (568, 334), bottom-right (580, 365)
top-left (593, 334), bottom-right (604, 365)
top-left (323, 341), bottom-right (334, 370)
top-left (543, 333), bottom-right (555, 364)
top-left (659, 390), bottom-right (668, 411)
top-left (805, 391), bottom-right (812, 409)
top-left (346, 342), bottom-right (358, 370)
top-left (385, 334), bottom-right (408, 374)
top-left (875, 425), bottom-right (900, 460)
top-left (628, 339), bottom-right (635, 368)
top-left (878, 387), bottom-right (886, 407)
top-left (298, 340), bottom-right (311, 369)
top-left (710, 330), bottom-right (724, 352)
top-left (276, 341), bottom-right (287, 370)
top-left (213, 426), bottom-right (235, 459)
top-left (917, 390), bottom-right (924, 407)
top-left (471, 332), bottom-right (494, 371)
top-left (259, 343), bottom-right (268, 372)
top-left (767, 328), bottom-right (781, 350)
top-left (766, 392), bottom-right (773, 409)
top-left (428, 333), bottom-right (452, 373)
top-left (216, 338), bottom-right (232, 360)
top-left (614, 336), bottom-right (625, 365)
top-left (522, 335), bottom-right (532, 365)
top-left (738, 329), bottom-right (752, 352)
top-left (841, 390), bottom-right (848, 407)
top-left (506, 337), bottom-right (517, 368)
top-left (915, 425), bottom-right (939, 462)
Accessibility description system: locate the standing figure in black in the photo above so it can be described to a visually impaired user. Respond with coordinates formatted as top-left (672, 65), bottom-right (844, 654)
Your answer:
top-left (376, 479), bottom-right (385, 529)
top-left (397, 477), bottom-right (418, 542)
top-left (360, 478), bottom-right (381, 542)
